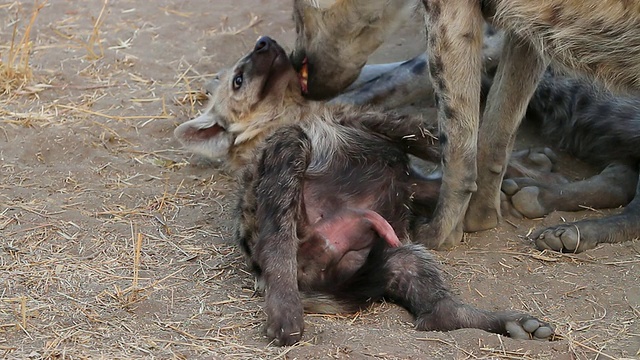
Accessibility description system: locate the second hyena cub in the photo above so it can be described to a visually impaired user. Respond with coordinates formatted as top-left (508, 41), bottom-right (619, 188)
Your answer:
top-left (174, 36), bottom-right (554, 346)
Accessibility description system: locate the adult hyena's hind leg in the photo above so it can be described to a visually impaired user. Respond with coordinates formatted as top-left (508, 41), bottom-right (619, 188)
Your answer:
top-left (382, 245), bottom-right (554, 340)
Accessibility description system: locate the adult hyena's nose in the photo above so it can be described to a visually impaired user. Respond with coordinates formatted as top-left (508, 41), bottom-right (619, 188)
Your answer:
top-left (254, 36), bottom-right (274, 53)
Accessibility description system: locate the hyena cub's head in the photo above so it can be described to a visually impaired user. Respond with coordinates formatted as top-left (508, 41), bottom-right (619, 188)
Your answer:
top-left (290, 0), bottom-right (415, 100)
top-left (174, 36), bottom-right (302, 170)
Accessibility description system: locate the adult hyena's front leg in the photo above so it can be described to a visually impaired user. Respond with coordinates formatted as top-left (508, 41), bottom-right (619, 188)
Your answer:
top-left (417, 0), bottom-right (484, 249)
top-left (464, 33), bottom-right (547, 232)
top-left (534, 169), bottom-right (640, 253)
top-left (252, 126), bottom-right (311, 346)
top-left (505, 161), bottom-right (637, 219)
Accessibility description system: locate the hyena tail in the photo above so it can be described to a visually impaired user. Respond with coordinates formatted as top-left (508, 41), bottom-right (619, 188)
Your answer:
top-left (526, 70), bottom-right (640, 166)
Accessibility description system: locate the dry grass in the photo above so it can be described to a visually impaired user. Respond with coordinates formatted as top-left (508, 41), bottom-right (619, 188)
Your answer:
top-left (212, 13), bottom-right (262, 36)
top-left (0, 1), bottom-right (638, 359)
top-left (0, 0), bottom-right (46, 95)
top-left (83, 0), bottom-right (108, 60)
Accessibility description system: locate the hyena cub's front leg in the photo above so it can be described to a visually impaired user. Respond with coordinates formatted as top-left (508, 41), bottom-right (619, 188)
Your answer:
top-left (247, 126), bottom-right (311, 346)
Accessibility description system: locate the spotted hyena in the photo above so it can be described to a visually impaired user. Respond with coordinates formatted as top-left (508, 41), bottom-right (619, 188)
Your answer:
top-left (290, 0), bottom-right (640, 251)
top-left (174, 36), bottom-right (554, 346)
top-left (507, 70), bottom-right (640, 252)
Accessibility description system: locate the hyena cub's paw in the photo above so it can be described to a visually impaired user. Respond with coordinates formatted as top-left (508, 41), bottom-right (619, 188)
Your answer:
top-left (504, 314), bottom-right (554, 340)
top-left (265, 294), bottom-right (305, 346)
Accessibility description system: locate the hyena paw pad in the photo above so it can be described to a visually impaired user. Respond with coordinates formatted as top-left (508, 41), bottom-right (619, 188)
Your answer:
top-left (265, 309), bottom-right (304, 346)
top-left (505, 316), bottom-right (554, 340)
top-left (533, 225), bottom-right (597, 253)
top-left (510, 186), bottom-right (547, 219)
top-left (510, 147), bottom-right (557, 173)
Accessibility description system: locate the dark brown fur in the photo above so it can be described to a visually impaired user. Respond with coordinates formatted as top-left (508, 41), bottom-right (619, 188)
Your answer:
top-left (174, 37), bottom-right (554, 345)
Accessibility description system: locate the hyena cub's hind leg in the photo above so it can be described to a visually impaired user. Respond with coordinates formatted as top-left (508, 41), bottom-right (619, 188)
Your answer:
top-left (382, 245), bottom-right (554, 340)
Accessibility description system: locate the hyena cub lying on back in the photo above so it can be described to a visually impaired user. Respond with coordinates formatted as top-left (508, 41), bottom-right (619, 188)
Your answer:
top-left (174, 36), bottom-right (554, 346)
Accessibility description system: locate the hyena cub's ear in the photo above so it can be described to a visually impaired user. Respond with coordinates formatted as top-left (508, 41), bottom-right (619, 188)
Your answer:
top-left (174, 107), bottom-right (232, 162)
top-left (204, 72), bottom-right (223, 96)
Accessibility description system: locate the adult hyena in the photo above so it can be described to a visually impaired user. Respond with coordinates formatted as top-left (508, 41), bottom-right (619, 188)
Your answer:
top-left (174, 36), bottom-right (554, 346)
top-left (290, 0), bottom-right (640, 250)
top-left (505, 70), bottom-right (640, 252)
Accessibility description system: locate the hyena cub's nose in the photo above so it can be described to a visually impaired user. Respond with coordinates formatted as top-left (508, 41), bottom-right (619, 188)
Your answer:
top-left (255, 36), bottom-right (274, 53)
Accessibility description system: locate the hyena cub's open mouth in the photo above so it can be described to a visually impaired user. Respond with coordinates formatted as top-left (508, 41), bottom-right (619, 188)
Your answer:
top-left (298, 56), bottom-right (308, 94)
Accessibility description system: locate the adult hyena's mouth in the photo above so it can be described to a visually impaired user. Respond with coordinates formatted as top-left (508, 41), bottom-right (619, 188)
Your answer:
top-left (299, 56), bottom-right (308, 94)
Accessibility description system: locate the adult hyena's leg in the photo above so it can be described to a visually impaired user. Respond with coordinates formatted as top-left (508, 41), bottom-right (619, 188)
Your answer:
top-left (505, 161), bottom-right (638, 219)
top-left (418, 0), bottom-right (484, 249)
top-left (534, 168), bottom-right (640, 253)
top-left (464, 32), bottom-right (547, 232)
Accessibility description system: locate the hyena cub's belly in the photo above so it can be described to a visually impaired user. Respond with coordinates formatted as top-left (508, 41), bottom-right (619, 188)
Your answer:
top-left (296, 171), bottom-right (409, 290)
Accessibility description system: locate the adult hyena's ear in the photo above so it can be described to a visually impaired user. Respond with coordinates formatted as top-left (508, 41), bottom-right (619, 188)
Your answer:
top-left (174, 110), bottom-right (232, 161)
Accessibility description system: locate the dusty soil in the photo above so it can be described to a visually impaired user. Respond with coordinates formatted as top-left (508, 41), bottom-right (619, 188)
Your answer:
top-left (1, 1), bottom-right (638, 359)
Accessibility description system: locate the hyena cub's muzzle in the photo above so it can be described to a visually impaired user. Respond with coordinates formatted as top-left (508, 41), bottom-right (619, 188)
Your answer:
top-left (249, 36), bottom-right (293, 93)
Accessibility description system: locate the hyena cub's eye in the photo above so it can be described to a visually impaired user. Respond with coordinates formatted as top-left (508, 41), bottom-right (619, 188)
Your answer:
top-left (233, 73), bottom-right (243, 90)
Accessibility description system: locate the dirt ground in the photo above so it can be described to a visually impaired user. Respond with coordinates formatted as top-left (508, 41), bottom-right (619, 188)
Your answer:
top-left (1, 1), bottom-right (639, 359)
